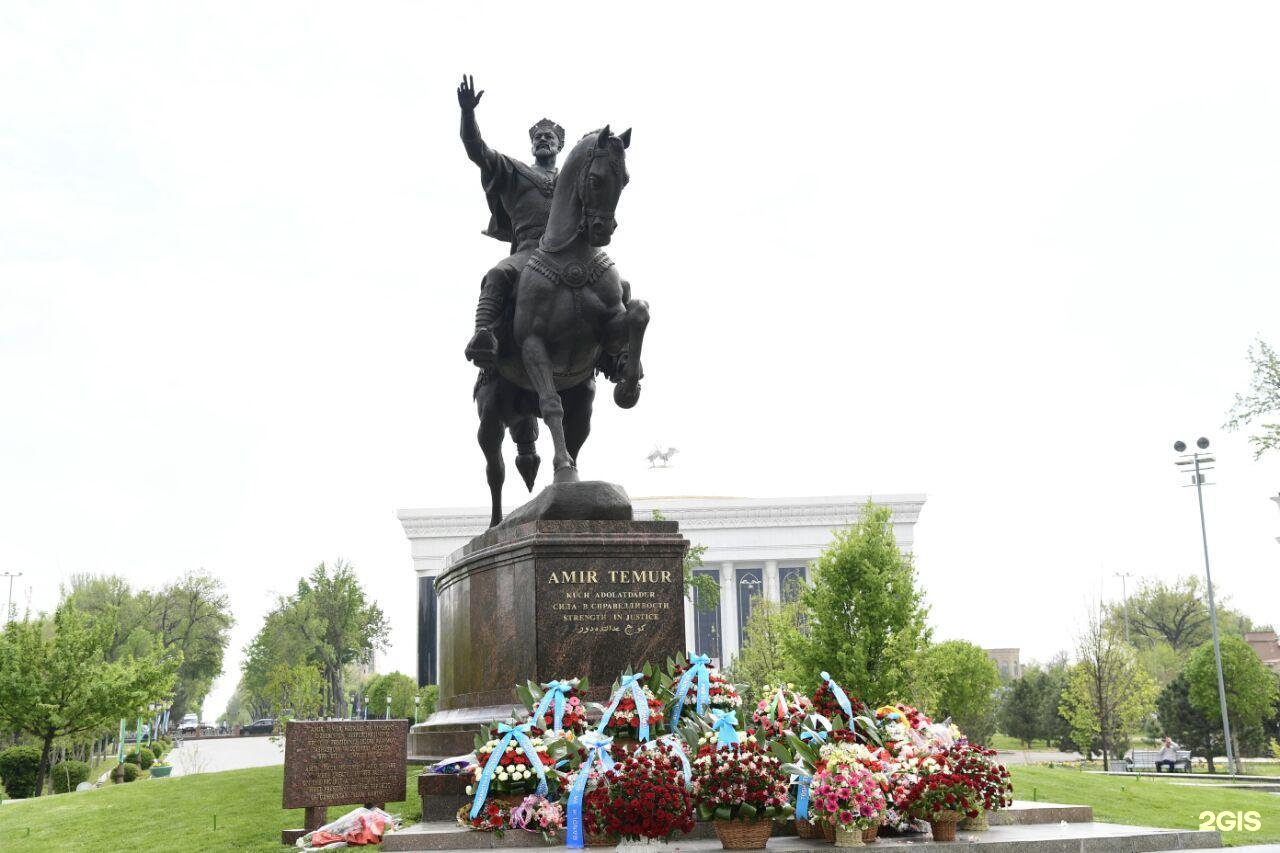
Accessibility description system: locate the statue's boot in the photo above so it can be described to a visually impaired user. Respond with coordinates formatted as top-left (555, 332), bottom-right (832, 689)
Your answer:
top-left (465, 328), bottom-right (498, 366)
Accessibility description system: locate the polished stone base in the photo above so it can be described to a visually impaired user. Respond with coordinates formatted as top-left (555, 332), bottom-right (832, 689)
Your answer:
top-left (382, 801), bottom-right (1221, 851)
top-left (411, 519), bottom-right (688, 760)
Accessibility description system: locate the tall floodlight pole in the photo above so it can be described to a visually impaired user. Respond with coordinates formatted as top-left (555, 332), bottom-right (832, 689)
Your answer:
top-left (1, 571), bottom-right (21, 621)
top-left (1113, 571), bottom-right (1134, 643)
top-left (1173, 437), bottom-right (1235, 776)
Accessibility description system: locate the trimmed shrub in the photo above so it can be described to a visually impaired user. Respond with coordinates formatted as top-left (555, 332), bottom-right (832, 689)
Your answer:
top-left (0, 746), bottom-right (41, 799)
top-left (148, 741), bottom-right (165, 759)
top-left (110, 762), bottom-right (141, 784)
top-left (136, 747), bottom-right (155, 770)
top-left (50, 760), bottom-right (92, 794)
top-left (123, 749), bottom-right (141, 766)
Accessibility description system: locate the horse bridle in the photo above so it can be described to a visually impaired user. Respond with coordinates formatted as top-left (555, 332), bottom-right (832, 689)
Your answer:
top-left (578, 143), bottom-right (625, 225)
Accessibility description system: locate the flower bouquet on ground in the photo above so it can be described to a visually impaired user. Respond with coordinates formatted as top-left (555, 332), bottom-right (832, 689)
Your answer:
top-left (598, 671), bottom-right (667, 748)
top-left (590, 743), bottom-right (697, 848)
top-left (667, 652), bottom-right (742, 724)
top-left (752, 684), bottom-right (813, 740)
top-left (692, 740), bottom-right (793, 850)
top-left (807, 766), bottom-right (888, 847)
top-left (517, 677), bottom-right (589, 735)
top-left (944, 744), bottom-right (1011, 830)
top-left (508, 793), bottom-right (566, 842)
top-left (900, 773), bottom-right (981, 843)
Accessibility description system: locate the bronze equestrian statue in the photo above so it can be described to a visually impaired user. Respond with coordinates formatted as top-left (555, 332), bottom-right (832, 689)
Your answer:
top-left (457, 76), bottom-right (647, 527)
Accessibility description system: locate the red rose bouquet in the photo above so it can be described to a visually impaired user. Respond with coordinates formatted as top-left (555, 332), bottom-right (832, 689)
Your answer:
top-left (944, 744), bottom-right (1012, 812)
top-left (668, 653), bottom-right (742, 721)
top-left (811, 677), bottom-right (867, 727)
top-left (692, 740), bottom-right (793, 822)
top-left (900, 772), bottom-right (982, 822)
top-left (457, 801), bottom-right (508, 834)
top-left (752, 683), bottom-right (813, 739)
top-left (469, 724), bottom-right (556, 797)
top-left (590, 744), bottom-right (697, 841)
top-left (598, 674), bottom-right (666, 743)
top-left (518, 678), bottom-right (588, 735)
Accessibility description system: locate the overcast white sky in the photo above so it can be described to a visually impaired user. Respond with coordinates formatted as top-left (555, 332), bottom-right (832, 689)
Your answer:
top-left (3, 2), bottom-right (1279, 719)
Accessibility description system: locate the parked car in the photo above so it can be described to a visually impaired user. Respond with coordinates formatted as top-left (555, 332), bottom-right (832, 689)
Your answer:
top-left (179, 714), bottom-right (200, 734)
top-left (241, 718), bottom-right (277, 736)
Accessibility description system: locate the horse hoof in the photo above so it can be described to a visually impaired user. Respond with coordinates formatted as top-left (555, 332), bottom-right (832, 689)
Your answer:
top-left (553, 466), bottom-right (580, 484)
top-left (614, 380), bottom-right (641, 409)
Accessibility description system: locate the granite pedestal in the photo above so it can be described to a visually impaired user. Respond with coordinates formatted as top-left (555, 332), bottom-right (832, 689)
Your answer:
top-left (411, 518), bottom-right (688, 760)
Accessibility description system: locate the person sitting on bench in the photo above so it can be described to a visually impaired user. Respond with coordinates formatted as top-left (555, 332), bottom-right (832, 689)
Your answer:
top-left (1155, 736), bottom-right (1180, 772)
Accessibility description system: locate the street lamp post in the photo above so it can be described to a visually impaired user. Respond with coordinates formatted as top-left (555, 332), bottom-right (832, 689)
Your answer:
top-left (414, 694), bottom-right (420, 726)
top-left (1, 571), bottom-right (22, 621)
top-left (385, 695), bottom-right (391, 720)
top-left (1173, 437), bottom-right (1236, 776)
top-left (1113, 571), bottom-right (1134, 644)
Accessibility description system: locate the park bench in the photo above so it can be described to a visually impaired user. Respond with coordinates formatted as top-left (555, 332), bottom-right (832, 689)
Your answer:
top-left (1129, 748), bottom-right (1192, 772)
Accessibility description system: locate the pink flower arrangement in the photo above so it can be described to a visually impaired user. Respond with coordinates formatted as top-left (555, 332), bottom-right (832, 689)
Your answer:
top-left (807, 765), bottom-right (887, 830)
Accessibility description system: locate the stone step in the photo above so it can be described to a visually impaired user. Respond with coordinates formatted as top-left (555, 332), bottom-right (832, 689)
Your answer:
top-left (382, 820), bottom-right (1218, 852)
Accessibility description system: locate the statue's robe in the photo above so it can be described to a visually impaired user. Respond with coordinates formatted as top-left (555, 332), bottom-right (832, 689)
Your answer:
top-left (473, 144), bottom-right (558, 255)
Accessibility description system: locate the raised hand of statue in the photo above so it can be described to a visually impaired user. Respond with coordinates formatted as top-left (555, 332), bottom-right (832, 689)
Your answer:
top-left (457, 75), bottom-right (484, 111)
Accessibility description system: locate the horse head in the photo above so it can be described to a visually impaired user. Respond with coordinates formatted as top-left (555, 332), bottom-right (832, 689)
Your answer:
top-left (540, 126), bottom-right (631, 251)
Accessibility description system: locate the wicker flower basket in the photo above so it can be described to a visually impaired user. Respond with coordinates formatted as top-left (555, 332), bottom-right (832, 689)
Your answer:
top-left (928, 811), bottom-right (962, 843)
top-left (861, 821), bottom-right (880, 843)
top-left (795, 819), bottom-right (824, 839)
top-left (488, 792), bottom-right (528, 810)
top-left (714, 818), bottom-right (774, 850)
top-left (959, 811), bottom-right (989, 831)
top-left (833, 826), bottom-right (864, 847)
top-left (822, 821), bottom-right (835, 842)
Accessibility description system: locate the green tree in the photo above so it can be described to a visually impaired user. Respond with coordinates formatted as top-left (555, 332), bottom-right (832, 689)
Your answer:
top-left (782, 502), bottom-right (930, 705)
top-left (0, 607), bottom-right (176, 796)
top-left (365, 672), bottom-right (418, 719)
top-left (1185, 636), bottom-right (1280, 773)
top-left (999, 669), bottom-right (1050, 747)
top-left (239, 562), bottom-right (389, 719)
top-left (61, 571), bottom-right (233, 720)
top-left (1059, 611), bottom-right (1157, 766)
top-left (260, 663), bottom-right (326, 720)
top-left (1157, 671), bottom-right (1222, 773)
top-left (1039, 657), bottom-right (1076, 751)
top-left (914, 640), bottom-right (1000, 745)
top-left (1224, 336), bottom-right (1280, 458)
top-left (1104, 576), bottom-right (1260, 658)
top-left (726, 599), bottom-right (802, 698)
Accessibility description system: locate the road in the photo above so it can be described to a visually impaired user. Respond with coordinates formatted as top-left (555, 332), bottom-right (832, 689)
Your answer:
top-left (167, 735), bottom-right (284, 776)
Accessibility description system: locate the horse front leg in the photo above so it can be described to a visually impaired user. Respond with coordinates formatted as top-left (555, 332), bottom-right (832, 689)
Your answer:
top-left (520, 335), bottom-right (579, 483)
top-left (610, 294), bottom-right (648, 409)
top-left (477, 391), bottom-right (506, 527)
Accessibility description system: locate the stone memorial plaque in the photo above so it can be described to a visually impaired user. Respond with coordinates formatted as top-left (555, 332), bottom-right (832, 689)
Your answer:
top-left (536, 560), bottom-right (683, 680)
top-left (283, 719), bottom-right (408, 809)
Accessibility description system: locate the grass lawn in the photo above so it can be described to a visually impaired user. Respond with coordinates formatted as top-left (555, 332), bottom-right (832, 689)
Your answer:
top-left (987, 733), bottom-right (1064, 751)
top-left (0, 765), bottom-right (422, 852)
top-left (1010, 764), bottom-right (1280, 847)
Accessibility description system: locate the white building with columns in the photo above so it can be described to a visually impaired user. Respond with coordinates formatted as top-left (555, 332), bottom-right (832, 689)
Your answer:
top-left (398, 494), bottom-right (926, 685)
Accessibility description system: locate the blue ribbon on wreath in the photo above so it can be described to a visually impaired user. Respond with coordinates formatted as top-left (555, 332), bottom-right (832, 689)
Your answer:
top-left (670, 653), bottom-right (712, 723)
top-left (566, 732), bottom-right (615, 849)
top-left (468, 722), bottom-right (548, 820)
top-left (794, 727), bottom-right (827, 820)
top-left (710, 709), bottom-right (740, 748)
top-left (533, 680), bottom-right (572, 732)
top-left (597, 673), bottom-right (651, 742)
top-left (820, 671), bottom-right (854, 720)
